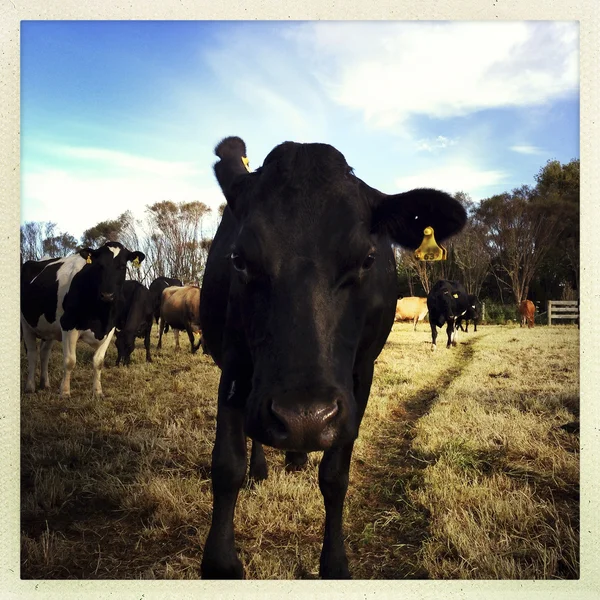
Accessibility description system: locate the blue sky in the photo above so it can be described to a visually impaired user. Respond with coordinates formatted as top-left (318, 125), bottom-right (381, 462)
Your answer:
top-left (20, 20), bottom-right (579, 241)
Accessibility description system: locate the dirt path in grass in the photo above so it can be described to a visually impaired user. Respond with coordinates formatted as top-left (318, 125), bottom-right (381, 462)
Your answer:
top-left (347, 333), bottom-right (482, 579)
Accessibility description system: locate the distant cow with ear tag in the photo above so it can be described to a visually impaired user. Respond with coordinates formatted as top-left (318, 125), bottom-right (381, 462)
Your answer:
top-left (21, 241), bottom-right (146, 397)
top-left (199, 136), bottom-right (467, 579)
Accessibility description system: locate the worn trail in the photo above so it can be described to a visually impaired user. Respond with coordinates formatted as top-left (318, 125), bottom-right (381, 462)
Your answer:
top-left (347, 333), bottom-right (483, 579)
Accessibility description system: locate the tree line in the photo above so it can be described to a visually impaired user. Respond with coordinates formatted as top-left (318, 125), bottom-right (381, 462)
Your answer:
top-left (21, 158), bottom-right (579, 317)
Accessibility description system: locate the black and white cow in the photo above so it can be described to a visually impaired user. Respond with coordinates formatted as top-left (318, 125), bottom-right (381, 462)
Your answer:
top-left (199, 136), bottom-right (466, 579)
top-left (114, 280), bottom-right (153, 366)
top-left (427, 280), bottom-right (470, 350)
top-left (21, 241), bottom-right (145, 396)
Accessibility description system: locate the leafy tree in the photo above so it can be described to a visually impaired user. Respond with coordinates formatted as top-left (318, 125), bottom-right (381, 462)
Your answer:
top-left (534, 159), bottom-right (579, 294)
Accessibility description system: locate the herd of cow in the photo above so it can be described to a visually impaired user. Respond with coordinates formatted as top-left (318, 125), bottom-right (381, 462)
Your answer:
top-left (19, 136), bottom-right (537, 580)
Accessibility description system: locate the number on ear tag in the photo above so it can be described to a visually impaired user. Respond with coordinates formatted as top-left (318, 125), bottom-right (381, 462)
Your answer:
top-left (414, 227), bottom-right (448, 262)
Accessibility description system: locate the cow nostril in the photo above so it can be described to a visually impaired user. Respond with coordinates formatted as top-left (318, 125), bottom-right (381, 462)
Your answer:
top-left (316, 401), bottom-right (339, 424)
top-left (101, 292), bottom-right (115, 302)
top-left (268, 401), bottom-right (291, 440)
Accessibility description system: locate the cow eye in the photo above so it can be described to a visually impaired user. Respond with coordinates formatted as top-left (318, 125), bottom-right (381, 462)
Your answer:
top-left (231, 252), bottom-right (247, 272)
top-left (362, 253), bottom-right (376, 270)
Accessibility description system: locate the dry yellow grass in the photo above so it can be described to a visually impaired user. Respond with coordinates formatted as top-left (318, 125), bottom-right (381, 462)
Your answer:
top-left (20, 323), bottom-right (579, 579)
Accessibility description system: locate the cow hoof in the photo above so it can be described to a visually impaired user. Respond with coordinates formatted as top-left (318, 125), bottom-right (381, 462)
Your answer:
top-left (248, 463), bottom-right (269, 483)
top-left (431, 345), bottom-right (436, 352)
top-left (320, 559), bottom-right (351, 579)
top-left (24, 386), bottom-right (35, 394)
top-left (201, 555), bottom-right (244, 580)
top-left (452, 341), bottom-right (457, 347)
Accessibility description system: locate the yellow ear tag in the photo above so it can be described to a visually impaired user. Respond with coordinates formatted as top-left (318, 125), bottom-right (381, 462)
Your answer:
top-left (132, 257), bottom-right (140, 268)
top-left (242, 156), bottom-right (250, 172)
top-left (86, 256), bottom-right (92, 264)
top-left (414, 226), bottom-right (448, 261)
top-left (453, 293), bottom-right (459, 298)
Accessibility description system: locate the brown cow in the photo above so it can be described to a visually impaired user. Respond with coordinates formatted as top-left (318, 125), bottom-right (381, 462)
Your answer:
top-left (395, 296), bottom-right (429, 331)
top-left (519, 299), bottom-right (535, 328)
top-left (157, 285), bottom-right (202, 353)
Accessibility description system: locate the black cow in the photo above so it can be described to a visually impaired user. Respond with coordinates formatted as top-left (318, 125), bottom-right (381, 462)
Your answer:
top-left (21, 241), bottom-right (145, 396)
top-left (148, 277), bottom-right (183, 335)
top-left (427, 280), bottom-right (470, 350)
top-left (456, 294), bottom-right (481, 332)
top-left (114, 280), bottom-right (153, 366)
top-left (199, 136), bottom-right (466, 579)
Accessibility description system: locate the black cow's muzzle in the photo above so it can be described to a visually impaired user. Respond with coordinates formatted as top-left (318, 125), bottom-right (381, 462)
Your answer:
top-left (100, 292), bottom-right (115, 303)
top-left (247, 386), bottom-right (355, 452)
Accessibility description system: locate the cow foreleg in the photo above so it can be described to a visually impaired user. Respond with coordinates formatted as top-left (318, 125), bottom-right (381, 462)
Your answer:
top-left (22, 322), bottom-right (38, 393)
top-left (39, 339), bottom-right (55, 389)
top-left (319, 442), bottom-right (354, 579)
top-left (173, 329), bottom-right (180, 351)
top-left (91, 328), bottom-right (116, 397)
top-left (446, 317), bottom-right (456, 348)
top-left (317, 362), bottom-right (372, 579)
top-left (157, 317), bottom-right (165, 349)
top-left (249, 440), bottom-right (268, 483)
top-left (430, 322), bottom-right (438, 351)
top-left (60, 329), bottom-right (79, 398)
top-left (144, 325), bottom-right (152, 362)
top-left (201, 376), bottom-right (250, 580)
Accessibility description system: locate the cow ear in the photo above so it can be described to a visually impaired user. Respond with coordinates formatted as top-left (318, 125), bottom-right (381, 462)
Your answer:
top-left (370, 188), bottom-right (467, 249)
top-left (214, 136), bottom-right (253, 215)
top-left (127, 251), bottom-right (145, 265)
top-left (79, 248), bottom-right (94, 263)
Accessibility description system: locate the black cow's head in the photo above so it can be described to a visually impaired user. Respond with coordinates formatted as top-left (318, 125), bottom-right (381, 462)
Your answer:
top-left (79, 242), bottom-right (145, 304)
top-left (214, 137), bottom-right (466, 452)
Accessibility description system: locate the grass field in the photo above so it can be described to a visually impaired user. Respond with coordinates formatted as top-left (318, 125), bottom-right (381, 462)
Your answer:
top-left (20, 323), bottom-right (579, 580)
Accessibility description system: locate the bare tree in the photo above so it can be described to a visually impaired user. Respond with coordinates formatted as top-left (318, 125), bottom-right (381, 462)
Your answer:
top-left (453, 222), bottom-right (491, 297)
top-left (145, 200), bottom-right (212, 284)
top-left (476, 186), bottom-right (564, 305)
top-left (21, 221), bottom-right (76, 261)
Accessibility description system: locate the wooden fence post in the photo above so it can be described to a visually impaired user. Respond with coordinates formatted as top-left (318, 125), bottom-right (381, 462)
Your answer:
top-left (547, 300), bottom-right (551, 326)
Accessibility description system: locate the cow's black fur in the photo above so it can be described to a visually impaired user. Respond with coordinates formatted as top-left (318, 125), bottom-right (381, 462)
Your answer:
top-left (457, 294), bottom-right (481, 332)
top-left (427, 280), bottom-right (470, 348)
top-left (199, 137), bottom-right (467, 579)
top-left (115, 280), bottom-right (153, 366)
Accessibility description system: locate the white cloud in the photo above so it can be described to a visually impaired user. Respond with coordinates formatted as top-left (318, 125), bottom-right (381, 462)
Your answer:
top-left (510, 144), bottom-right (545, 155)
top-left (21, 168), bottom-right (224, 241)
top-left (287, 21), bottom-right (579, 130)
top-left (36, 143), bottom-right (203, 178)
top-left (416, 135), bottom-right (458, 152)
top-left (394, 163), bottom-right (508, 197)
